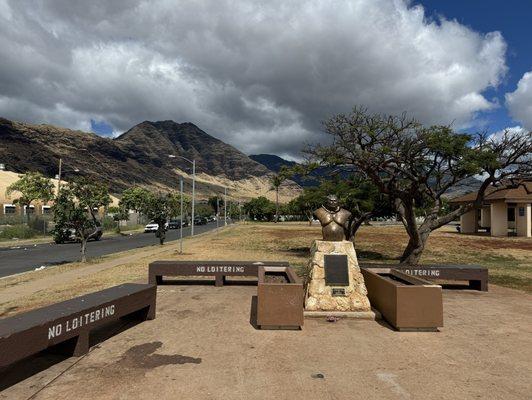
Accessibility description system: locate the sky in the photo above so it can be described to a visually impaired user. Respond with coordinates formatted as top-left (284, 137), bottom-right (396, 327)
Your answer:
top-left (0, 0), bottom-right (531, 160)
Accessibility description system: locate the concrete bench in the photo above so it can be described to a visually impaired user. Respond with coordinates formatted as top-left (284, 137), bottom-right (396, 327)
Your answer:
top-left (360, 263), bottom-right (488, 291)
top-left (149, 260), bottom-right (289, 286)
top-left (0, 283), bottom-right (156, 369)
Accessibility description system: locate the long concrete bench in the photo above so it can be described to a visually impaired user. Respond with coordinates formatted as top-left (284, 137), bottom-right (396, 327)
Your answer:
top-left (0, 283), bottom-right (156, 369)
top-left (149, 260), bottom-right (289, 286)
top-left (360, 263), bottom-right (488, 291)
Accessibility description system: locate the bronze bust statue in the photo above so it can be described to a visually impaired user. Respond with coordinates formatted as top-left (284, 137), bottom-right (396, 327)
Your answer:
top-left (314, 195), bottom-right (351, 241)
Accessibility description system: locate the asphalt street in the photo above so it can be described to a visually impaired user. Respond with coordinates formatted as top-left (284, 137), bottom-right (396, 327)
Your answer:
top-left (0, 221), bottom-right (228, 278)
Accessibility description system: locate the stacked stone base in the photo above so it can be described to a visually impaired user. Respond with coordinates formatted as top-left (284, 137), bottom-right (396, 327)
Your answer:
top-left (305, 240), bottom-right (371, 312)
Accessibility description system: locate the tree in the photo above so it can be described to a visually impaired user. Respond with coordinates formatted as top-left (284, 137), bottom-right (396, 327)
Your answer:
top-left (308, 107), bottom-right (532, 264)
top-left (120, 186), bottom-right (151, 223)
top-left (6, 172), bottom-right (55, 224)
top-left (287, 176), bottom-right (393, 242)
top-left (121, 189), bottom-right (182, 245)
top-left (108, 205), bottom-right (130, 233)
top-left (244, 196), bottom-right (276, 221)
top-left (270, 167), bottom-right (291, 223)
top-left (208, 196), bottom-right (221, 216)
top-left (196, 203), bottom-right (214, 218)
top-left (287, 187), bottom-right (322, 225)
top-left (52, 178), bottom-right (111, 262)
top-left (322, 177), bottom-right (393, 243)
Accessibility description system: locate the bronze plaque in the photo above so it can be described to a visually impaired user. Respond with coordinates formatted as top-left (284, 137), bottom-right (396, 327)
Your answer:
top-left (324, 255), bottom-right (349, 286)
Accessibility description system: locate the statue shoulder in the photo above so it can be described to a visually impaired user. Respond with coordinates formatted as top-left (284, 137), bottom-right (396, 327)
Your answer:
top-left (314, 207), bottom-right (329, 220)
top-left (337, 208), bottom-right (352, 219)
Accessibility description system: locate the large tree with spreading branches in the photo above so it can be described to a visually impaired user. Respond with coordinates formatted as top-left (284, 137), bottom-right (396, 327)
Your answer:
top-left (307, 107), bottom-right (532, 264)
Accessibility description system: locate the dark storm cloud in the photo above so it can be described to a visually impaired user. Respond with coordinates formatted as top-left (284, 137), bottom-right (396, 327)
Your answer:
top-left (0, 0), bottom-right (508, 157)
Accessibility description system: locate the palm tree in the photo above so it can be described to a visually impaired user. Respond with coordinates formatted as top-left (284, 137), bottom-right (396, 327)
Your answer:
top-left (270, 171), bottom-right (286, 223)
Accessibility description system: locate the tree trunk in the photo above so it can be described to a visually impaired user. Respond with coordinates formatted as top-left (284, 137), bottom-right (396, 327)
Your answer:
top-left (348, 212), bottom-right (372, 245)
top-left (157, 223), bottom-right (166, 245)
top-left (80, 238), bottom-right (87, 263)
top-left (275, 188), bottom-right (279, 223)
top-left (399, 228), bottom-right (430, 265)
top-left (395, 197), bottom-right (425, 265)
top-left (26, 204), bottom-right (31, 226)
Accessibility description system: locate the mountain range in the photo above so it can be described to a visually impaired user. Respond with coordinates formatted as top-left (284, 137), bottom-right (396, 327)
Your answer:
top-left (0, 116), bottom-right (480, 202)
top-left (0, 118), bottom-right (300, 201)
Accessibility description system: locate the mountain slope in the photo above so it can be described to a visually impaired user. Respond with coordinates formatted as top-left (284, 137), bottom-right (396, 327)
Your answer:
top-left (249, 154), bottom-right (297, 173)
top-left (0, 117), bottom-right (300, 200)
top-left (116, 121), bottom-right (270, 180)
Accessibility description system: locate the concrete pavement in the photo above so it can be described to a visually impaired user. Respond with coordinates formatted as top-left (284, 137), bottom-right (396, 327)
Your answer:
top-left (1, 284), bottom-right (531, 399)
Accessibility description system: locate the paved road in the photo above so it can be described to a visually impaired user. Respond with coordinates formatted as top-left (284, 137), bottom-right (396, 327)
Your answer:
top-left (0, 221), bottom-right (229, 278)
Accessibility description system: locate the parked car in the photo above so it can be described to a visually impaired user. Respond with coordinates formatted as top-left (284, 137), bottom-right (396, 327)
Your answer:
top-left (168, 219), bottom-right (179, 229)
top-left (144, 221), bottom-right (168, 233)
top-left (54, 224), bottom-right (103, 244)
top-left (193, 217), bottom-right (208, 225)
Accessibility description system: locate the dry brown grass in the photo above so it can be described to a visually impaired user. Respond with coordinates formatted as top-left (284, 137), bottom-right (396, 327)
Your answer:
top-left (1, 222), bottom-right (530, 317)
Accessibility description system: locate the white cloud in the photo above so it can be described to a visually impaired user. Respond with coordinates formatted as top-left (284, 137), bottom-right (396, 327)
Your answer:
top-left (489, 125), bottom-right (527, 142)
top-left (0, 0), bottom-right (508, 156)
top-left (505, 71), bottom-right (532, 130)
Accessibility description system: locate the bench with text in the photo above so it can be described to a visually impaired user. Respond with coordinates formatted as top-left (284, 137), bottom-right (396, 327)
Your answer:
top-left (0, 283), bottom-right (156, 369)
top-left (360, 263), bottom-right (488, 291)
top-left (148, 260), bottom-right (290, 286)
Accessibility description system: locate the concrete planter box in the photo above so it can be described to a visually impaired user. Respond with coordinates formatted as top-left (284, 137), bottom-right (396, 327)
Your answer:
top-left (361, 268), bottom-right (443, 331)
top-left (257, 266), bottom-right (304, 329)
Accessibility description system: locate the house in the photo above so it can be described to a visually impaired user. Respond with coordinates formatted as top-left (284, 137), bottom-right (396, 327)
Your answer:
top-left (0, 170), bottom-right (119, 221)
top-left (449, 179), bottom-right (531, 238)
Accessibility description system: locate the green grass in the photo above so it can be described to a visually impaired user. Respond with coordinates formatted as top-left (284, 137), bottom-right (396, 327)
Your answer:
top-left (0, 225), bottom-right (45, 241)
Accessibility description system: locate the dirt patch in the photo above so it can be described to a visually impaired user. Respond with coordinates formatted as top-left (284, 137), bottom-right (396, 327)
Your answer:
top-left (264, 273), bottom-right (289, 283)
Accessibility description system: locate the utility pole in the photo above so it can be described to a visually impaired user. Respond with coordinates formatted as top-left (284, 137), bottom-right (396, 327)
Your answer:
top-left (224, 187), bottom-right (227, 226)
top-left (179, 176), bottom-right (183, 254)
top-left (191, 159), bottom-right (196, 236)
top-left (57, 158), bottom-right (62, 195)
top-left (168, 154), bottom-right (196, 236)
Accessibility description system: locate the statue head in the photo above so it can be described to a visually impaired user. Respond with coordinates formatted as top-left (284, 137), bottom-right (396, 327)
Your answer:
top-left (324, 194), bottom-right (340, 212)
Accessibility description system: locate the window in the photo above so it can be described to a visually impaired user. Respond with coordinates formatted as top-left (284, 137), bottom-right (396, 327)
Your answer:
top-left (24, 205), bottom-right (35, 215)
top-left (3, 204), bottom-right (16, 214)
top-left (42, 205), bottom-right (52, 214)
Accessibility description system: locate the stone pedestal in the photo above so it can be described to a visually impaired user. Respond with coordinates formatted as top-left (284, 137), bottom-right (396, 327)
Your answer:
top-left (305, 240), bottom-right (371, 312)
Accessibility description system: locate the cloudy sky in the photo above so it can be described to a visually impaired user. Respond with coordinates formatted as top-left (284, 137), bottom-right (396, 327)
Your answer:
top-left (0, 0), bottom-right (531, 159)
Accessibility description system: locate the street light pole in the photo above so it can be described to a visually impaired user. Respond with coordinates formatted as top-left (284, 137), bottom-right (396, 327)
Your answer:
top-left (179, 176), bottom-right (183, 254)
top-left (168, 154), bottom-right (196, 236)
top-left (216, 197), bottom-right (219, 229)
